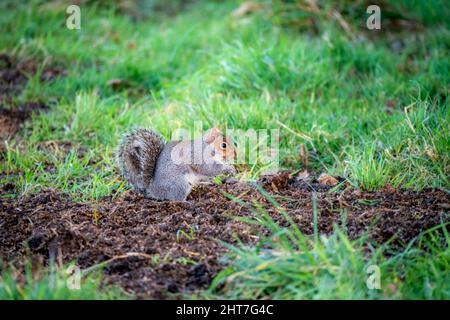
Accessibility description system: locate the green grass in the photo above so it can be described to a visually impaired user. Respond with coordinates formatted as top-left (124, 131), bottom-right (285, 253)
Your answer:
top-left (0, 0), bottom-right (449, 299)
top-left (0, 0), bottom-right (448, 199)
top-left (0, 262), bottom-right (126, 299)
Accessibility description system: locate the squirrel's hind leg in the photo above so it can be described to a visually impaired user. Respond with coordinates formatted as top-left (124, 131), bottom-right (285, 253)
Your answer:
top-left (144, 181), bottom-right (191, 201)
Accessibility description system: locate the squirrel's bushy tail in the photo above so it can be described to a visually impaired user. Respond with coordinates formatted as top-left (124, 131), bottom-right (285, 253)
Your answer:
top-left (117, 128), bottom-right (165, 192)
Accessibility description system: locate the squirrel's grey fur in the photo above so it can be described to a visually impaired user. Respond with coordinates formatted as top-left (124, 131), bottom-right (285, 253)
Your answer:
top-left (117, 128), bottom-right (165, 194)
top-left (117, 128), bottom-right (236, 201)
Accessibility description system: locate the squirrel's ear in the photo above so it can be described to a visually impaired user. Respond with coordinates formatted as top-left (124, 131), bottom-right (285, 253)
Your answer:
top-left (204, 126), bottom-right (221, 144)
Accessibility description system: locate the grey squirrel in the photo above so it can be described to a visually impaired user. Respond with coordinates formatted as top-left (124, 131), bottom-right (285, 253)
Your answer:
top-left (117, 127), bottom-right (236, 201)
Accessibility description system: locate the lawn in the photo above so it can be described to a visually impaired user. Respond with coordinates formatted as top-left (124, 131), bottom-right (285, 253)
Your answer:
top-left (0, 0), bottom-right (449, 299)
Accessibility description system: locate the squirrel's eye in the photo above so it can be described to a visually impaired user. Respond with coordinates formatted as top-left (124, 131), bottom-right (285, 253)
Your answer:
top-left (221, 142), bottom-right (227, 149)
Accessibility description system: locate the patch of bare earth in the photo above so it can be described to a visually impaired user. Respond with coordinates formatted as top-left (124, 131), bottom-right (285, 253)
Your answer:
top-left (0, 101), bottom-right (49, 137)
top-left (0, 172), bottom-right (448, 299)
top-left (0, 53), bottom-right (63, 138)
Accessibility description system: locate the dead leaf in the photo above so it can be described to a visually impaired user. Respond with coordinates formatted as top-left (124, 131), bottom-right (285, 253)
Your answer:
top-left (127, 42), bottom-right (137, 50)
top-left (298, 143), bottom-right (309, 168)
top-left (385, 99), bottom-right (397, 109)
top-left (296, 170), bottom-right (310, 182)
top-left (107, 78), bottom-right (130, 90)
top-left (382, 184), bottom-right (396, 193)
top-left (386, 283), bottom-right (398, 295)
top-left (318, 173), bottom-right (338, 186)
top-left (232, 1), bottom-right (263, 17)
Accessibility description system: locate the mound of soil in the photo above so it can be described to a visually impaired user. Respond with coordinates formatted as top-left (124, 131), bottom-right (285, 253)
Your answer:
top-left (0, 173), bottom-right (448, 298)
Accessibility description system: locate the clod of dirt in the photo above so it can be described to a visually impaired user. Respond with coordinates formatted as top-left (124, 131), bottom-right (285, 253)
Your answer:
top-left (260, 171), bottom-right (293, 192)
top-left (26, 232), bottom-right (47, 251)
top-left (0, 173), bottom-right (448, 299)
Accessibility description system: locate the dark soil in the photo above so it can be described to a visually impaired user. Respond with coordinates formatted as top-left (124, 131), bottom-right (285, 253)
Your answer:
top-left (0, 101), bottom-right (48, 137)
top-left (0, 53), bottom-right (63, 137)
top-left (0, 53), bottom-right (63, 99)
top-left (0, 172), bottom-right (448, 299)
